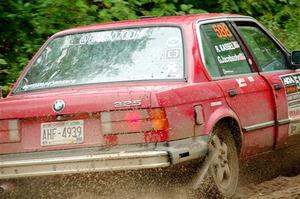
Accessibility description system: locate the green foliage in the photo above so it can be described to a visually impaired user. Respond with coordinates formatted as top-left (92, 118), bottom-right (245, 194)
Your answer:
top-left (216, 0), bottom-right (300, 50)
top-left (0, 0), bottom-right (299, 97)
top-left (0, 0), bottom-right (99, 95)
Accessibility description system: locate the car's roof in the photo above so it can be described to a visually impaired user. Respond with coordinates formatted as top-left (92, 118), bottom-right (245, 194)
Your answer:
top-left (55, 13), bottom-right (246, 36)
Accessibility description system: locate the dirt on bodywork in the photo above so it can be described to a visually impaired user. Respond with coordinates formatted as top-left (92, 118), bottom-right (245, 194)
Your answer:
top-left (1, 145), bottom-right (300, 199)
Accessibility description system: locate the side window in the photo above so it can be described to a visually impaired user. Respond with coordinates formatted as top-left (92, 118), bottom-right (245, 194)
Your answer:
top-left (200, 22), bottom-right (251, 77)
top-left (236, 24), bottom-right (287, 72)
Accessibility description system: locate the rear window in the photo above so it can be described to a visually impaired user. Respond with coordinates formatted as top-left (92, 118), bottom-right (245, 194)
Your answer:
top-left (15, 27), bottom-right (184, 93)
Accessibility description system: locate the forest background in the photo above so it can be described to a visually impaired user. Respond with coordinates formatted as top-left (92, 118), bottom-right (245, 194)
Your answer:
top-left (0, 0), bottom-right (299, 96)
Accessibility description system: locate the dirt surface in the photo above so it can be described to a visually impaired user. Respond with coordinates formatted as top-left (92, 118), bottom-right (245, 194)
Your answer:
top-left (234, 144), bottom-right (300, 199)
top-left (235, 175), bottom-right (300, 199)
top-left (1, 145), bottom-right (300, 199)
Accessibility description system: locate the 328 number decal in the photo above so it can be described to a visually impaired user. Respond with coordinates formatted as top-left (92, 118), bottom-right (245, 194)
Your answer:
top-left (212, 24), bottom-right (232, 38)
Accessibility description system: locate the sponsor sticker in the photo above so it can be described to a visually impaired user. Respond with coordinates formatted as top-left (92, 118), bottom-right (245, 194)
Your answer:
top-left (236, 78), bottom-right (247, 87)
top-left (166, 37), bottom-right (180, 47)
top-left (247, 76), bottom-right (255, 82)
top-left (280, 73), bottom-right (300, 135)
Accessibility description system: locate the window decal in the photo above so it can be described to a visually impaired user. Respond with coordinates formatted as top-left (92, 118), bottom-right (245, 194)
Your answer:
top-left (212, 23), bottom-right (232, 38)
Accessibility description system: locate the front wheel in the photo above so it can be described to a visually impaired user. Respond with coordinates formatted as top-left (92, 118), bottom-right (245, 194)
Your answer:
top-left (208, 127), bottom-right (239, 198)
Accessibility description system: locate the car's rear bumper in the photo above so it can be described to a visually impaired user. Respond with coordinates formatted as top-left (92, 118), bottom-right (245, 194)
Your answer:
top-left (0, 136), bottom-right (208, 179)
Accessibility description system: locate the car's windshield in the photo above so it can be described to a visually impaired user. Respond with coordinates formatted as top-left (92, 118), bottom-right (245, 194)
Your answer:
top-left (14, 27), bottom-right (184, 93)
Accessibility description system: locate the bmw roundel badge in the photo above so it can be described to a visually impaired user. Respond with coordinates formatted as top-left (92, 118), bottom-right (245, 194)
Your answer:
top-left (52, 100), bottom-right (65, 113)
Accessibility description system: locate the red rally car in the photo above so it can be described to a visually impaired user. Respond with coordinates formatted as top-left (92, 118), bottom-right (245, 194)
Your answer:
top-left (0, 14), bottom-right (300, 197)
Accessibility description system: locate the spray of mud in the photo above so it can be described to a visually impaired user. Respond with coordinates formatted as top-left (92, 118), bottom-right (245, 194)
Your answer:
top-left (0, 163), bottom-right (201, 199)
top-left (1, 145), bottom-right (300, 199)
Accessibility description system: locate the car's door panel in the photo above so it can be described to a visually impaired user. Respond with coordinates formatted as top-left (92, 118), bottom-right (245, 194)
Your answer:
top-left (233, 20), bottom-right (298, 149)
top-left (199, 21), bottom-right (277, 157)
top-left (260, 71), bottom-right (291, 148)
top-left (216, 74), bottom-right (276, 156)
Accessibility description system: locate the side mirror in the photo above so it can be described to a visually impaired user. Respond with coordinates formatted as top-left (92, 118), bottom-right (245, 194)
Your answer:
top-left (291, 51), bottom-right (300, 69)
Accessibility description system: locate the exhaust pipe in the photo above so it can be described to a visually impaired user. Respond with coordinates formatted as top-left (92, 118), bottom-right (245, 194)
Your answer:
top-left (0, 182), bottom-right (15, 194)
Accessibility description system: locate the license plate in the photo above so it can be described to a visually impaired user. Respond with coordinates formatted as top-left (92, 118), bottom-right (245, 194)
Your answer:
top-left (41, 120), bottom-right (84, 146)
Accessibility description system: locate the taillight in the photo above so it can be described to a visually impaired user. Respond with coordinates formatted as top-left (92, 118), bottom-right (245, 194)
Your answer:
top-left (101, 108), bottom-right (169, 144)
top-left (0, 119), bottom-right (21, 143)
top-left (149, 108), bottom-right (168, 131)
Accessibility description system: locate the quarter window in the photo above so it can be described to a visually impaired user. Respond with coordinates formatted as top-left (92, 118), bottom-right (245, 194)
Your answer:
top-left (200, 22), bottom-right (251, 77)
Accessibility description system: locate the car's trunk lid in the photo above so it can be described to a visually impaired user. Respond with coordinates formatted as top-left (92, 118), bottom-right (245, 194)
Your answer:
top-left (0, 84), bottom-right (173, 155)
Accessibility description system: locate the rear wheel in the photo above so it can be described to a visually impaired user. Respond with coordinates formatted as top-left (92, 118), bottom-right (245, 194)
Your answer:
top-left (208, 127), bottom-right (239, 198)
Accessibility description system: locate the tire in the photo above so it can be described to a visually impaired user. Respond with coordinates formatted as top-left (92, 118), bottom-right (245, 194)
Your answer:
top-left (208, 126), bottom-right (239, 198)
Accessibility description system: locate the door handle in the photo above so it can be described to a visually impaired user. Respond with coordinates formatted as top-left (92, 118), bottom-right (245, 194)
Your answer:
top-left (273, 83), bottom-right (282, 90)
top-left (228, 89), bottom-right (237, 97)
